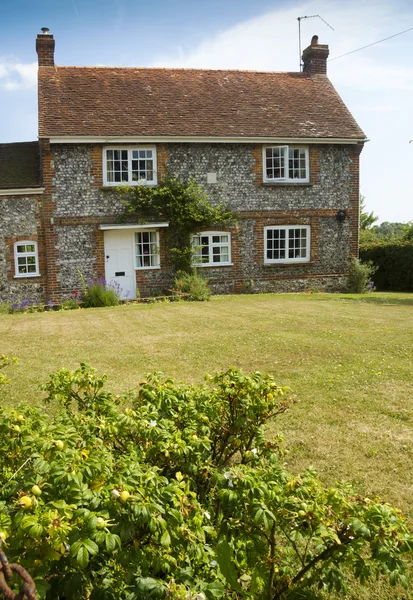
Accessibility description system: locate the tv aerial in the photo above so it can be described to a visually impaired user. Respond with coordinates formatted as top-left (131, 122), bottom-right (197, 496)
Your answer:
top-left (297, 15), bottom-right (334, 70)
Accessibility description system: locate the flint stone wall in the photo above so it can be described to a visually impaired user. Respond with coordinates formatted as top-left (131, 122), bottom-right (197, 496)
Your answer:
top-left (0, 196), bottom-right (44, 303)
top-left (49, 143), bottom-right (356, 297)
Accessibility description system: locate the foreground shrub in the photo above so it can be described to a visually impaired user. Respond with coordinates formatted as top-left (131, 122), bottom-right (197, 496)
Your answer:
top-left (173, 270), bottom-right (212, 301)
top-left (347, 258), bottom-right (377, 293)
top-left (360, 240), bottom-right (413, 291)
top-left (81, 278), bottom-right (120, 308)
top-left (0, 364), bottom-right (412, 599)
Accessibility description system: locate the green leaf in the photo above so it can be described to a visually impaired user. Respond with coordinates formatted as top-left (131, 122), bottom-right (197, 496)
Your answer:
top-left (105, 533), bottom-right (117, 553)
top-left (76, 546), bottom-right (89, 569)
top-left (204, 581), bottom-right (226, 599)
top-left (216, 539), bottom-right (243, 594)
top-left (83, 539), bottom-right (99, 555)
top-left (70, 541), bottom-right (82, 557)
top-left (160, 530), bottom-right (171, 548)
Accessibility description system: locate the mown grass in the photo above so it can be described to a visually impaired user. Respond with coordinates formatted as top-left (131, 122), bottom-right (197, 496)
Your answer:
top-left (1, 292), bottom-right (413, 598)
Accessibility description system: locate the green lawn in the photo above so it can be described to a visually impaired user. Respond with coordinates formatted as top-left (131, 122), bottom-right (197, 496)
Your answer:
top-left (1, 292), bottom-right (413, 528)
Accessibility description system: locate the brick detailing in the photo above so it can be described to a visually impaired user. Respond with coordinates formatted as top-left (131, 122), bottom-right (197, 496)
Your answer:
top-left (348, 145), bottom-right (362, 258)
top-left (309, 146), bottom-right (321, 184)
top-left (36, 34), bottom-right (55, 67)
top-left (95, 229), bottom-right (105, 280)
top-left (157, 145), bottom-right (170, 180)
top-left (39, 139), bottom-right (60, 302)
top-left (90, 146), bottom-right (103, 188)
top-left (302, 44), bottom-right (329, 76)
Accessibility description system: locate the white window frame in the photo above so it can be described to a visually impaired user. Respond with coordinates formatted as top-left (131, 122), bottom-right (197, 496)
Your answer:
top-left (264, 225), bottom-right (310, 264)
top-left (263, 145), bottom-right (309, 183)
top-left (192, 231), bottom-right (232, 267)
top-left (135, 230), bottom-right (160, 270)
top-left (103, 146), bottom-right (158, 186)
top-left (14, 241), bottom-right (40, 278)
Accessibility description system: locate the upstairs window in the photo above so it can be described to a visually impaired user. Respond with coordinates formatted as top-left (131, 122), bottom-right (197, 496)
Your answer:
top-left (264, 226), bottom-right (310, 263)
top-left (135, 231), bottom-right (160, 269)
top-left (104, 147), bottom-right (157, 185)
top-left (263, 146), bottom-right (309, 182)
top-left (14, 241), bottom-right (39, 277)
top-left (192, 232), bottom-right (231, 266)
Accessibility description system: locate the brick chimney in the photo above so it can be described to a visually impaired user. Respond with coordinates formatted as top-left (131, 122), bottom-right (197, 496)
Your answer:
top-left (36, 28), bottom-right (55, 67)
top-left (302, 35), bottom-right (329, 75)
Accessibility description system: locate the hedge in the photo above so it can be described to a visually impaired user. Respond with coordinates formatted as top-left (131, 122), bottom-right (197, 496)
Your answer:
top-left (360, 240), bottom-right (413, 291)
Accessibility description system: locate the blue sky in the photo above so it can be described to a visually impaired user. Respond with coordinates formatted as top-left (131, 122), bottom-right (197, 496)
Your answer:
top-left (1, 0), bottom-right (412, 223)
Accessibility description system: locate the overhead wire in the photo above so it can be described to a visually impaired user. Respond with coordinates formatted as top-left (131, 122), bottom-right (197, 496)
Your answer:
top-left (328, 26), bottom-right (413, 62)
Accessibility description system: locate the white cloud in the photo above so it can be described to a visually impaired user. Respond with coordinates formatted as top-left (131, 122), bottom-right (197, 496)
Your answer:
top-left (0, 58), bottom-right (37, 91)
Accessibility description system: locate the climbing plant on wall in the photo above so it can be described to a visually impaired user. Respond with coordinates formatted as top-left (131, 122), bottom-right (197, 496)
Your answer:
top-left (111, 174), bottom-right (233, 273)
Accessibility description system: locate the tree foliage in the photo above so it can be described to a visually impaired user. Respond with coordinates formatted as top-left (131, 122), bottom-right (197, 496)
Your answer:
top-left (0, 364), bottom-right (412, 599)
top-left (360, 240), bottom-right (413, 291)
top-left (112, 174), bottom-right (233, 273)
top-left (359, 195), bottom-right (379, 232)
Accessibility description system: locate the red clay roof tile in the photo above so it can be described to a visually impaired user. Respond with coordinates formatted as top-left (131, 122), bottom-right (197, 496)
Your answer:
top-left (38, 67), bottom-right (365, 140)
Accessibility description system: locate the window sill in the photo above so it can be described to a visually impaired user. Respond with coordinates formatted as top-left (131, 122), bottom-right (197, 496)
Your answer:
top-left (102, 182), bottom-right (157, 188)
top-left (135, 266), bottom-right (161, 271)
top-left (263, 261), bottom-right (312, 267)
top-left (195, 263), bottom-right (234, 268)
top-left (262, 182), bottom-right (313, 187)
top-left (14, 273), bottom-right (41, 279)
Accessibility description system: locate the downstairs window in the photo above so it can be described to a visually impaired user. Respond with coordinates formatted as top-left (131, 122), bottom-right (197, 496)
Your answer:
top-left (192, 232), bottom-right (231, 266)
top-left (135, 231), bottom-right (160, 268)
top-left (14, 241), bottom-right (39, 277)
top-left (264, 226), bottom-right (310, 263)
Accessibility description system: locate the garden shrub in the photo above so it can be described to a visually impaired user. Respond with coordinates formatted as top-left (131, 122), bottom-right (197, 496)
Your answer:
top-left (0, 363), bottom-right (412, 599)
top-left (173, 269), bottom-right (212, 301)
top-left (61, 298), bottom-right (80, 310)
top-left (360, 240), bottom-right (413, 291)
top-left (347, 258), bottom-right (377, 293)
top-left (81, 278), bottom-right (120, 308)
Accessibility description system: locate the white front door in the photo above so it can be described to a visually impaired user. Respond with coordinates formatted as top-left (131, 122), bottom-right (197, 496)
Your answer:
top-left (104, 230), bottom-right (136, 299)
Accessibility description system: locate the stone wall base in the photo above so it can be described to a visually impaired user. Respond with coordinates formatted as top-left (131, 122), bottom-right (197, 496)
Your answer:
top-left (210, 275), bottom-right (349, 295)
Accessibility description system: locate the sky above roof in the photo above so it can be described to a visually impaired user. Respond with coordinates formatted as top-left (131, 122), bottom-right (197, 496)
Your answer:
top-left (0, 0), bottom-right (412, 223)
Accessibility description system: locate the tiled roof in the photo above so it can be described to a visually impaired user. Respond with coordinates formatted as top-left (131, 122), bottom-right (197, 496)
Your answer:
top-left (38, 67), bottom-right (366, 140)
top-left (0, 142), bottom-right (41, 189)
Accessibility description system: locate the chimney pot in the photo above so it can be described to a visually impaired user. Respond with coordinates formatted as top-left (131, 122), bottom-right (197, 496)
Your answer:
top-left (36, 28), bottom-right (55, 67)
top-left (302, 35), bottom-right (329, 75)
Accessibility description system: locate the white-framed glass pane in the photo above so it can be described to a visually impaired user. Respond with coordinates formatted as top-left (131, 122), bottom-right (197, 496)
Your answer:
top-left (131, 150), bottom-right (154, 182)
top-left (14, 242), bottom-right (38, 276)
top-left (135, 231), bottom-right (159, 268)
top-left (192, 232), bottom-right (231, 265)
top-left (265, 147), bottom-right (287, 180)
top-left (288, 148), bottom-right (307, 179)
top-left (106, 149), bottom-right (128, 183)
top-left (265, 227), bottom-right (308, 263)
